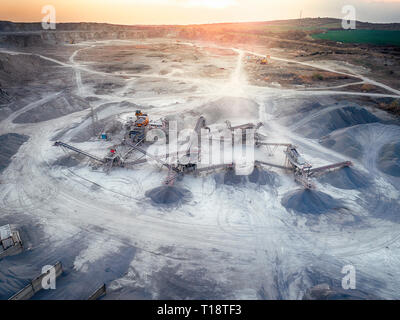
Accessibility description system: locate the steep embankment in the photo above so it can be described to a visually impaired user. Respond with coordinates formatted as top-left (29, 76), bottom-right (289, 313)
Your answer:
top-left (0, 22), bottom-right (176, 47)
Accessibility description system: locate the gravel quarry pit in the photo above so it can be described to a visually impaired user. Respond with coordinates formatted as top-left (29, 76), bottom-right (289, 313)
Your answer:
top-left (0, 38), bottom-right (400, 300)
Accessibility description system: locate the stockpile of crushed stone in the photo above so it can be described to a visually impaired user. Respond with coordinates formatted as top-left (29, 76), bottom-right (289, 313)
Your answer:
top-left (377, 142), bottom-right (400, 177)
top-left (214, 167), bottom-right (279, 186)
top-left (146, 186), bottom-right (192, 205)
top-left (216, 169), bottom-right (246, 185)
top-left (318, 167), bottom-right (371, 190)
top-left (52, 155), bottom-right (82, 168)
top-left (295, 106), bottom-right (380, 138)
top-left (248, 167), bottom-right (278, 186)
top-left (14, 93), bottom-right (90, 124)
top-left (319, 127), bottom-right (364, 159)
top-left (281, 189), bottom-right (343, 215)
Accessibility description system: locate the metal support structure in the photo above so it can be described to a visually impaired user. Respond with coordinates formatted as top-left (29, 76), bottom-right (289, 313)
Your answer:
top-left (227, 121), bottom-right (263, 131)
top-left (189, 116), bottom-right (210, 159)
top-left (125, 141), bottom-right (179, 173)
top-left (256, 142), bottom-right (293, 147)
top-left (256, 142), bottom-right (352, 189)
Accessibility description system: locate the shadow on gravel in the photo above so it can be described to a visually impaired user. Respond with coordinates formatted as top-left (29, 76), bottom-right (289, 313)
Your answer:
top-left (318, 167), bottom-right (371, 190)
top-left (146, 186), bottom-right (192, 205)
top-left (214, 168), bottom-right (279, 187)
top-left (282, 189), bottom-right (343, 215)
top-left (377, 142), bottom-right (400, 177)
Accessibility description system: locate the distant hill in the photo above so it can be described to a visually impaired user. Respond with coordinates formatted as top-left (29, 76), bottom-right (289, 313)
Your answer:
top-left (218, 17), bottom-right (400, 30)
top-left (1, 18), bottom-right (399, 33)
top-left (0, 21), bottom-right (167, 32)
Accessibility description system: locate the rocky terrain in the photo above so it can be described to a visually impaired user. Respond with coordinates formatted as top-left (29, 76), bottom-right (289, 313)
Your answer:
top-left (0, 19), bottom-right (399, 300)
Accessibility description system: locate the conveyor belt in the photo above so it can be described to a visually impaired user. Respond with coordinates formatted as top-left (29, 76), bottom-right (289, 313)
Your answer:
top-left (163, 169), bottom-right (180, 186)
top-left (125, 141), bottom-right (179, 173)
top-left (309, 161), bottom-right (353, 176)
top-left (54, 141), bottom-right (105, 163)
top-left (256, 142), bottom-right (293, 147)
top-left (195, 163), bottom-right (233, 173)
top-left (255, 160), bottom-right (290, 170)
top-left (124, 150), bottom-right (192, 167)
top-left (122, 138), bottom-right (145, 160)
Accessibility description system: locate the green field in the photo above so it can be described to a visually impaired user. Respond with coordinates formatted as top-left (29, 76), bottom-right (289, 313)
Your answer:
top-left (312, 29), bottom-right (400, 46)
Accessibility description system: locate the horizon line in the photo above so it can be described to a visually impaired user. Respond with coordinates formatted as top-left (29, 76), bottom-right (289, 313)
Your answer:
top-left (1, 16), bottom-right (400, 27)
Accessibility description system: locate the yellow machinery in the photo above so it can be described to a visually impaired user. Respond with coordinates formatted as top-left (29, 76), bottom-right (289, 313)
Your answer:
top-left (260, 54), bottom-right (270, 65)
top-left (135, 110), bottom-right (149, 128)
top-left (127, 110), bottom-right (150, 142)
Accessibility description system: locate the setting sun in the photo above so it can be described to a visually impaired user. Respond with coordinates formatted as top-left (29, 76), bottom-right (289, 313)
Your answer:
top-left (0, 0), bottom-right (399, 24)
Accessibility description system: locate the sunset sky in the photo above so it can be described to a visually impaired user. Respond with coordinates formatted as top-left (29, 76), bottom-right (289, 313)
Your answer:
top-left (1, 0), bottom-right (400, 25)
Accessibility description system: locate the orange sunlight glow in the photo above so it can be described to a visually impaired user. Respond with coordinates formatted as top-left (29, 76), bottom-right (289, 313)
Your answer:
top-left (0, 0), bottom-right (399, 25)
top-left (183, 0), bottom-right (238, 9)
